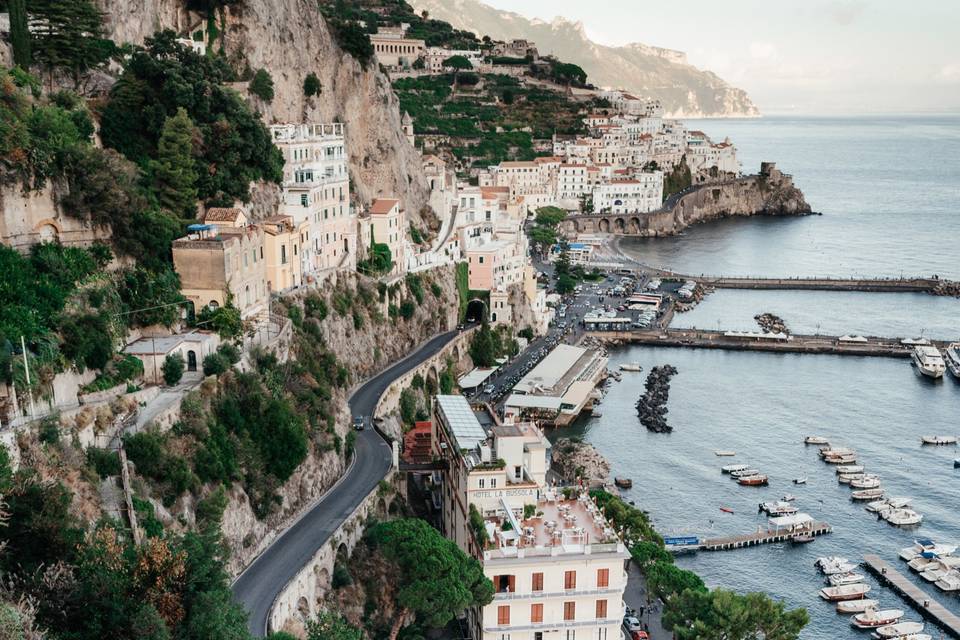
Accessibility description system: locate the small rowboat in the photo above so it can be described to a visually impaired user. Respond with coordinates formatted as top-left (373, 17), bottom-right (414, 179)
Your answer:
top-left (820, 583), bottom-right (871, 601)
top-left (805, 436), bottom-right (830, 445)
top-left (720, 506), bottom-right (734, 514)
top-left (738, 474), bottom-right (768, 486)
top-left (714, 450), bottom-right (736, 456)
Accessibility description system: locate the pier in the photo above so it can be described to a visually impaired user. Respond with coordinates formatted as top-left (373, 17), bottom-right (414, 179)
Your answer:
top-left (693, 275), bottom-right (946, 294)
top-left (863, 554), bottom-right (960, 638)
top-left (589, 329), bottom-right (947, 358)
top-left (700, 521), bottom-right (832, 551)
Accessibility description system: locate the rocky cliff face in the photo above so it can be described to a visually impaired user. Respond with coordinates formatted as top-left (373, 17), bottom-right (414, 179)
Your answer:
top-left (410, 0), bottom-right (759, 118)
top-left (94, 0), bottom-right (432, 223)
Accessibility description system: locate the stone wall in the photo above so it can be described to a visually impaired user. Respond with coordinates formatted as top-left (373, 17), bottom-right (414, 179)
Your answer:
top-left (0, 182), bottom-right (112, 253)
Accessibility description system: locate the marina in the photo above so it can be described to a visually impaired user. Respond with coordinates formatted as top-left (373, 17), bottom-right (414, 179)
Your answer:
top-left (864, 554), bottom-right (960, 638)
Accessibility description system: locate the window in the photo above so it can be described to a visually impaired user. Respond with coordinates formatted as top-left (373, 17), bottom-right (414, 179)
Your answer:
top-left (563, 602), bottom-right (575, 621)
top-left (597, 568), bottom-right (609, 588)
top-left (564, 571), bottom-right (577, 590)
top-left (531, 572), bottom-right (543, 592)
top-left (479, 256), bottom-right (485, 264)
top-left (530, 603), bottom-right (543, 623)
top-left (490, 478), bottom-right (497, 488)
top-left (595, 600), bottom-right (607, 619)
top-left (300, 194), bottom-right (308, 207)
top-left (478, 478), bottom-right (485, 489)
top-left (281, 245), bottom-right (287, 264)
top-left (497, 605), bottom-right (510, 625)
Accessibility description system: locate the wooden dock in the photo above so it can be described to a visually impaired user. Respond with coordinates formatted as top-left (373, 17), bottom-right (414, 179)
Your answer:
top-left (701, 522), bottom-right (832, 551)
top-left (863, 554), bottom-right (960, 638)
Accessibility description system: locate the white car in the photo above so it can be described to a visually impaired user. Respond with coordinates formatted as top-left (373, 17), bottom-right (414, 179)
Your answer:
top-left (623, 616), bottom-right (643, 632)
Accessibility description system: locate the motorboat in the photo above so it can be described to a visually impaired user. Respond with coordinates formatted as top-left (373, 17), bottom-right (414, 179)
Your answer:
top-left (899, 539), bottom-right (957, 561)
top-left (935, 570), bottom-right (960, 591)
top-left (851, 608), bottom-right (905, 629)
top-left (722, 463), bottom-right (749, 474)
top-left (866, 499), bottom-right (890, 513)
top-left (838, 473), bottom-right (865, 484)
top-left (945, 342), bottom-right (960, 378)
top-left (714, 450), bottom-right (736, 456)
top-left (836, 465), bottom-right (864, 474)
top-left (828, 572), bottom-right (865, 586)
top-left (819, 446), bottom-right (855, 458)
top-left (852, 488), bottom-right (885, 501)
top-left (912, 345), bottom-right (945, 379)
top-left (816, 557), bottom-right (858, 576)
top-left (908, 557), bottom-right (940, 572)
top-left (824, 454), bottom-right (858, 465)
top-left (731, 468), bottom-right (762, 478)
top-left (760, 501), bottom-right (798, 516)
top-left (792, 533), bottom-right (814, 544)
top-left (793, 477), bottom-right (808, 485)
top-left (955, 458), bottom-right (960, 468)
top-left (619, 363), bottom-right (643, 372)
top-left (805, 435), bottom-right (830, 445)
top-left (820, 583), bottom-right (871, 601)
top-left (882, 508), bottom-right (923, 527)
top-left (921, 435), bottom-right (957, 445)
top-left (850, 476), bottom-right (882, 489)
top-left (782, 493), bottom-right (797, 502)
top-left (837, 599), bottom-right (880, 614)
top-left (885, 635), bottom-right (930, 640)
top-left (873, 621), bottom-right (924, 638)
top-left (738, 474), bottom-right (768, 486)
top-left (919, 557), bottom-right (960, 582)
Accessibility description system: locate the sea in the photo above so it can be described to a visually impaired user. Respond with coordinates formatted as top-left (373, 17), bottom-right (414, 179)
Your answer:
top-left (568, 116), bottom-right (960, 639)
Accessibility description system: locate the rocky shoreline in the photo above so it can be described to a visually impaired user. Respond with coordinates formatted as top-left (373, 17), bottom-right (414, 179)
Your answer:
top-left (754, 312), bottom-right (789, 334)
top-left (551, 438), bottom-right (614, 491)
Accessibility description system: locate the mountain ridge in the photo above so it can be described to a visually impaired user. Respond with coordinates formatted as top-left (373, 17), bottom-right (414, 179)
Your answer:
top-left (410, 0), bottom-right (759, 118)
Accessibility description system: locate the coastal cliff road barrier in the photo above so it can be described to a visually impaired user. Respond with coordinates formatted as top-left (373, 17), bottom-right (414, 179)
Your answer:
top-left (592, 329), bottom-right (949, 358)
top-left (231, 329), bottom-right (461, 637)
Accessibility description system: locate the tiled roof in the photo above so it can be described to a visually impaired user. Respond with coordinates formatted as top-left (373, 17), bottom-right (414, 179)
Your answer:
top-left (204, 207), bottom-right (244, 222)
top-left (369, 198), bottom-right (401, 215)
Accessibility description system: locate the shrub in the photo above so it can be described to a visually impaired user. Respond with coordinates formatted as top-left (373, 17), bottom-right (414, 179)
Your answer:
top-left (399, 300), bottom-right (416, 320)
top-left (217, 342), bottom-right (241, 364)
top-left (202, 352), bottom-right (228, 376)
top-left (87, 447), bottom-right (121, 478)
top-left (38, 417), bottom-right (60, 444)
top-left (303, 72), bottom-right (321, 97)
top-left (430, 282), bottom-right (443, 297)
top-left (162, 353), bottom-right (184, 385)
top-left (304, 294), bottom-right (328, 321)
top-left (248, 68), bottom-right (274, 102)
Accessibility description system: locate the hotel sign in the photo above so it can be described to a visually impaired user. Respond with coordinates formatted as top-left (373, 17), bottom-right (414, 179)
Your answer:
top-left (472, 488), bottom-right (538, 499)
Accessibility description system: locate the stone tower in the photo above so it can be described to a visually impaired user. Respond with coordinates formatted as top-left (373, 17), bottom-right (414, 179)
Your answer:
top-left (401, 111), bottom-right (415, 147)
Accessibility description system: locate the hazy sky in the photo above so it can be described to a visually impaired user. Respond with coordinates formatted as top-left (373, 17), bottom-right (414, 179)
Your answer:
top-left (481, 0), bottom-right (960, 115)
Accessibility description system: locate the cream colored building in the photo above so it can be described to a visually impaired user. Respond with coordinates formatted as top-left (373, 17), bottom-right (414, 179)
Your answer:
top-left (432, 395), bottom-right (629, 640)
top-left (270, 123), bottom-right (355, 277)
top-left (261, 215), bottom-right (307, 293)
top-left (367, 198), bottom-right (406, 275)
top-left (370, 25), bottom-right (425, 68)
top-left (172, 225), bottom-right (268, 320)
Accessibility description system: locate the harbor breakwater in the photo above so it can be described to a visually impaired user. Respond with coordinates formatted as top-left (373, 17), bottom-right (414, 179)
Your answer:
top-left (562, 162), bottom-right (812, 238)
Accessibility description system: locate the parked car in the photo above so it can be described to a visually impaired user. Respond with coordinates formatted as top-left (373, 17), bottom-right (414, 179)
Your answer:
top-left (623, 616), bottom-right (643, 632)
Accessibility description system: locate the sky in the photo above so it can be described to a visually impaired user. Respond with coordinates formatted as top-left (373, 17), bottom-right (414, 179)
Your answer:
top-left (479, 0), bottom-right (960, 115)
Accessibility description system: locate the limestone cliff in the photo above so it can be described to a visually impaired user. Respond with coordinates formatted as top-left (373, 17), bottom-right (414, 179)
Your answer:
top-left (94, 0), bottom-right (432, 224)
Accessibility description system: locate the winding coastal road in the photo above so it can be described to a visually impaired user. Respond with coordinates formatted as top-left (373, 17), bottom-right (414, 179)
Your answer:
top-left (232, 329), bottom-right (461, 636)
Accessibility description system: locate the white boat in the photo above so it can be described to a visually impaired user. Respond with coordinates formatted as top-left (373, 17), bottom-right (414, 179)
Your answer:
top-left (912, 345), bottom-right (945, 379)
top-left (873, 621), bottom-right (924, 638)
top-left (851, 608), bottom-right (905, 629)
top-left (918, 557), bottom-right (960, 582)
top-left (908, 557), bottom-right (939, 572)
top-left (782, 493), bottom-right (797, 502)
top-left (817, 559), bottom-right (859, 576)
top-left (836, 464), bottom-right (864, 474)
top-left (837, 599), bottom-right (880, 614)
top-left (820, 446), bottom-right (855, 458)
top-left (899, 539), bottom-right (957, 561)
top-left (721, 463), bottom-right (749, 473)
top-left (619, 363), bottom-right (643, 372)
top-left (820, 583), bottom-right (871, 601)
top-left (850, 476), bottom-right (882, 489)
top-left (886, 635), bottom-right (930, 640)
top-left (852, 488), bottom-right (885, 500)
top-left (921, 435), bottom-right (957, 445)
top-left (945, 342), bottom-right (960, 378)
top-left (824, 454), bottom-right (858, 465)
top-left (730, 468), bottom-right (761, 478)
top-left (838, 473), bottom-right (864, 484)
top-left (714, 450), bottom-right (736, 456)
top-left (760, 501), bottom-right (798, 516)
top-left (805, 435), bottom-right (830, 445)
top-left (935, 570), bottom-right (960, 591)
top-left (793, 477), bottom-right (807, 484)
top-left (882, 508), bottom-right (923, 527)
top-left (829, 572), bottom-right (865, 586)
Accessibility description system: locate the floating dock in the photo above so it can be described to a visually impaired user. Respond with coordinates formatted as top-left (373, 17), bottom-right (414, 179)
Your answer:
top-left (700, 521), bottom-right (832, 551)
top-left (863, 554), bottom-right (960, 638)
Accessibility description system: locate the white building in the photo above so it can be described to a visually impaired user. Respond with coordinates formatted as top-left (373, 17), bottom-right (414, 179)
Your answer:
top-left (431, 395), bottom-right (629, 640)
top-left (270, 123), bottom-right (355, 276)
top-left (592, 173), bottom-right (663, 214)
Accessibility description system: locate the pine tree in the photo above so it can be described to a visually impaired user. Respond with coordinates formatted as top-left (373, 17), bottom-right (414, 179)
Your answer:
top-left (9, 0), bottom-right (31, 68)
top-left (28, 0), bottom-right (111, 83)
top-left (152, 108), bottom-right (199, 220)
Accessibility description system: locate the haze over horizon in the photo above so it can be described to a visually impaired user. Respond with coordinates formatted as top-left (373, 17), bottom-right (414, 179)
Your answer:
top-left (478, 0), bottom-right (960, 116)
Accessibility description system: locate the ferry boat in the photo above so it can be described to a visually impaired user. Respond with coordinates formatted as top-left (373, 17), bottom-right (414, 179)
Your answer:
top-left (837, 599), bottom-right (880, 614)
top-left (759, 501), bottom-right (798, 516)
top-left (721, 463), bottom-right (749, 474)
top-left (935, 570), bottom-right (960, 591)
top-left (882, 508), bottom-right (923, 527)
top-left (921, 435), bottom-right (957, 445)
top-left (851, 488), bottom-right (885, 501)
top-left (851, 608), bottom-right (905, 629)
top-left (945, 343), bottom-right (960, 378)
top-left (899, 539), bottom-right (956, 561)
top-left (828, 572), bottom-right (865, 587)
top-left (873, 621), bottom-right (925, 638)
top-left (819, 583), bottom-right (871, 601)
top-left (912, 345), bottom-right (945, 379)
top-left (714, 450), bottom-right (737, 456)
top-left (805, 435), bottom-right (830, 445)
top-left (619, 363), bottom-right (643, 372)
top-left (738, 474), bottom-right (768, 486)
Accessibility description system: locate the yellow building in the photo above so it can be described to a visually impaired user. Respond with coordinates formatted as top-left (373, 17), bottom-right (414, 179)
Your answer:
top-left (367, 198), bottom-right (406, 275)
top-left (172, 224), bottom-right (268, 320)
top-left (262, 215), bottom-right (307, 294)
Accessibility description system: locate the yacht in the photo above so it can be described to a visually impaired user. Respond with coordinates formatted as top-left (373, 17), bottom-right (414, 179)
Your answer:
top-left (912, 345), bottom-right (945, 379)
top-left (828, 572), bottom-right (865, 586)
top-left (921, 435), bottom-right (957, 445)
top-left (760, 501), bottom-right (798, 516)
top-left (899, 539), bottom-right (957, 561)
top-left (882, 508), bottom-right (923, 527)
top-left (874, 621), bottom-right (925, 638)
top-left (837, 599), bottom-right (879, 614)
top-left (935, 570), bottom-right (960, 592)
top-left (722, 463), bottom-right (749, 474)
top-left (851, 608), bottom-right (904, 629)
top-left (945, 342), bottom-right (960, 378)
top-left (851, 488), bottom-right (884, 500)
top-left (805, 435), bottom-right (830, 445)
top-left (819, 583), bottom-right (871, 601)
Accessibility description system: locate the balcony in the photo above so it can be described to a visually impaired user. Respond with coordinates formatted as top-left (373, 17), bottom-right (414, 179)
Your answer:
top-left (492, 585), bottom-right (623, 601)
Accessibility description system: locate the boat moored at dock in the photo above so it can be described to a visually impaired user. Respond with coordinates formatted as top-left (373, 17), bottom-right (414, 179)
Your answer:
top-left (873, 621), bottom-right (925, 638)
top-left (912, 345), bottom-right (945, 378)
top-left (851, 608), bottom-right (905, 629)
top-left (852, 488), bottom-right (885, 500)
top-left (899, 539), bottom-right (956, 561)
top-left (881, 508), bottom-right (923, 527)
top-left (828, 572), bottom-right (866, 586)
top-left (936, 571), bottom-right (960, 592)
top-left (945, 343), bottom-right (960, 378)
top-left (820, 583), bottom-right (871, 601)
top-left (760, 501), bottom-right (798, 516)
top-left (816, 556), bottom-right (858, 575)
top-left (837, 599), bottom-right (880, 614)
